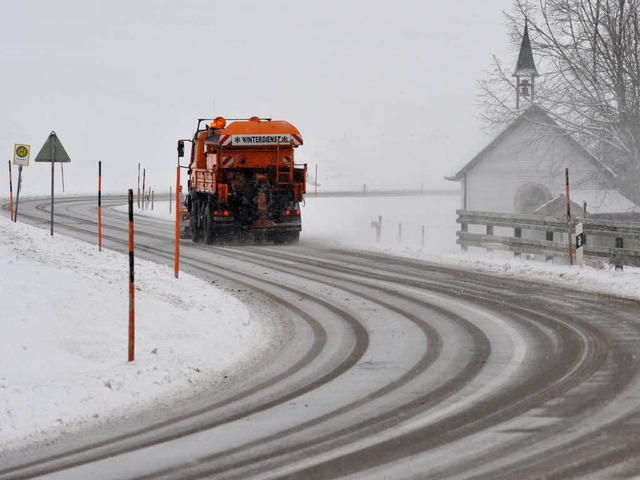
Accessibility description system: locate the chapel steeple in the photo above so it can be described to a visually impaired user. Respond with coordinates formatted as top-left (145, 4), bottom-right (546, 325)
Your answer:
top-left (513, 19), bottom-right (539, 109)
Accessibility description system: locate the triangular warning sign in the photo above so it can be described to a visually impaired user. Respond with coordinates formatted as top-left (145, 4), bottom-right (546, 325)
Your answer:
top-left (34, 131), bottom-right (71, 163)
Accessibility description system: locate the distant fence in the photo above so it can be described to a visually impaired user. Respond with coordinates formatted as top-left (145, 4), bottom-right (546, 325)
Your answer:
top-left (312, 187), bottom-right (458, 198)
top-left (457, 210), bottom-right (640, 269)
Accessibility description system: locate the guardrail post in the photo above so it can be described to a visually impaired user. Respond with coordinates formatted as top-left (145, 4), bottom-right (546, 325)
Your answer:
top-left (615, 237), bottom-right (624, 271)
top-left (546, 231), bottom-right (554, 262)
top-left (514, 227), bottom-right (521, 258)
top-left (486, 225), bottom-right (493, 252)
top-left (461, 222), bottom-right (468, 252)
top-left (371, 215), bottom-right (382, 243)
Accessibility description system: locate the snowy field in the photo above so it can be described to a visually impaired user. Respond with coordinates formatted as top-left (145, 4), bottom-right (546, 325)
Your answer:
top-left (301, 195), bottom-right (640, 300)
top-left (2, 193), bottom-right (640, 453)
top-left (0, 211), bottom-right (269, 453)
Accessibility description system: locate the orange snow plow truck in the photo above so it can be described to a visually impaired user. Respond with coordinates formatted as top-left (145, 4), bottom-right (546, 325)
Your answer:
top-left (179, 116), bottom-right (306, 244)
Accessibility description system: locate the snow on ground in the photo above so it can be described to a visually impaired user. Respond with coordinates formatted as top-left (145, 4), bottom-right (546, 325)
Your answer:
top-left (0, 214), bottom-right (266, 453)
top-left (2, 192), bottom-right (640, 453)
top-left (300, 195), bottom-right (640, 301)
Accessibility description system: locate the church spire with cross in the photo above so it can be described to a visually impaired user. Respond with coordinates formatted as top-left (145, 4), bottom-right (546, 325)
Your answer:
top-left (513, 18), bottom-right (539, 110)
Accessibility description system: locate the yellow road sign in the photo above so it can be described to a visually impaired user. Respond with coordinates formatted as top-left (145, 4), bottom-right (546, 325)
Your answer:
top-left (13, 144), bottom-right (31, 167)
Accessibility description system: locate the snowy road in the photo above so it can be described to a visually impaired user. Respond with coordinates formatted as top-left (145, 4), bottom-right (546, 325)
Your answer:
top-left (3, 195), bottom-right (640, 479)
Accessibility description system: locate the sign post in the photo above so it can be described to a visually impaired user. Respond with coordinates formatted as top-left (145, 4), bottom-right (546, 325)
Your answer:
top-left (34, 131), bottom-right (71, 236)
top-left (12, 144), bottom-right (30, 222)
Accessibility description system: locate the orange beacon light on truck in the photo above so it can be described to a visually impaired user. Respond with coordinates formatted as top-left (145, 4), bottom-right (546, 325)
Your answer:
top-left (211, 117), bottom-right (227, 129)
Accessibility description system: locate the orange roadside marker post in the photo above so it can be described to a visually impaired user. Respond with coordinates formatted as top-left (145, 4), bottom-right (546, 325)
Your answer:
top-left (142, 168), bottom-right (146, 210)
top-left (128, 189), bottom-right (135, 362)
top-left (175, 165), bottom-right (181, 279)
top-left (98, 161), bottom-right (102, 251)
top-left (137, 163), bottom-right (141, 209)
top-left (175, 139), bottom-right (187, 279)
top-left (565, 168), bottom-right (573, 266)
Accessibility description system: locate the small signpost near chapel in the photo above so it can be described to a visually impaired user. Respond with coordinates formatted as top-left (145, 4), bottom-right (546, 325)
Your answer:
top-left (34, 131), bottom-right (71, 236)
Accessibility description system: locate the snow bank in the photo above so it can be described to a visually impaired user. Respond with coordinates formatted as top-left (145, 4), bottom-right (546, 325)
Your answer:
top-left (0, 217), bottom-right (265, 451)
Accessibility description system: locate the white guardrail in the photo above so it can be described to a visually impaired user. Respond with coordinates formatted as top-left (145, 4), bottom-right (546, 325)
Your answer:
top-left (456, 210), bottom-right (640, 270)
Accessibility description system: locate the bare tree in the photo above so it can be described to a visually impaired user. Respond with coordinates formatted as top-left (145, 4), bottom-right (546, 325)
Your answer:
top-left (478, 0), bottom-right (640, 200)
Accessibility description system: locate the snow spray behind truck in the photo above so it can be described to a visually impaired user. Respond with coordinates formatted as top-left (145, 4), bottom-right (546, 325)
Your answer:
top-left (181, 116), bottom-right (306, 244)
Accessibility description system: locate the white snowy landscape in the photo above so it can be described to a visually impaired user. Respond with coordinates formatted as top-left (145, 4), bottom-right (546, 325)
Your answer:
top-left (2, 193), bottom-right (640, 455)
top-left (2, 0), bottom-right (640, 477)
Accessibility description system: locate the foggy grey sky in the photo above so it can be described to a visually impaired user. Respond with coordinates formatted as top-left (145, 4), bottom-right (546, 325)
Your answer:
top-left (1, 0), bottom-right (515, 195)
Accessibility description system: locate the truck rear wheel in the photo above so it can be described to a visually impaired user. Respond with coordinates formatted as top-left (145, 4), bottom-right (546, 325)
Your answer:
top-left (272, 234), bottom-right (286, 245)
top-left (272, 231), bottom-right (299, 245)
top-left (286, 232), bottom-right (300, 244)
top-left (191, 201), bottom-right (201, 243)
